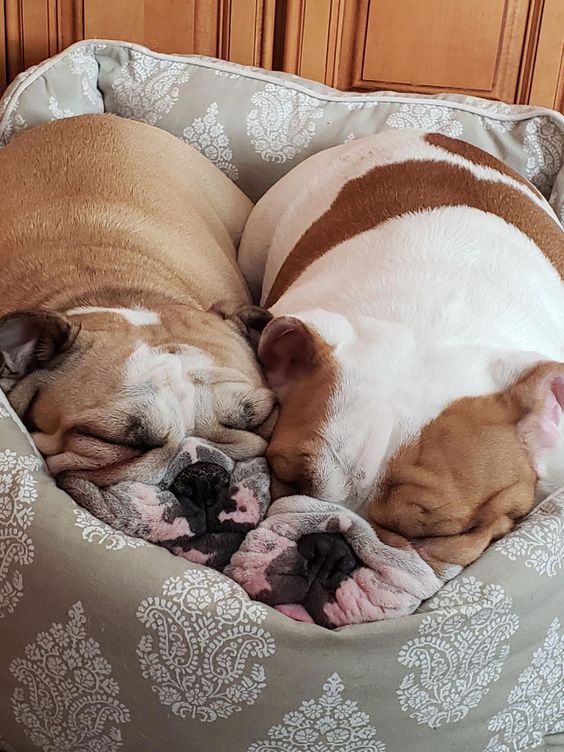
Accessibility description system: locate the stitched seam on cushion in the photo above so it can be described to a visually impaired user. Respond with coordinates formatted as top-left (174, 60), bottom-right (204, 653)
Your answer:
top-left (1, 39), bottom-right (564, 134)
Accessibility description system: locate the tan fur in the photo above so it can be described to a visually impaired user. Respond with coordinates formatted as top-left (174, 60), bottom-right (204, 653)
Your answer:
top-left (0, 114), bottom-right (274, 480)
top-left (367, 363), bottom-right (563, 572)
top-left (0, 114), bottom-right (250, 311)
top-left (265, 327), bottom-right (339, 496)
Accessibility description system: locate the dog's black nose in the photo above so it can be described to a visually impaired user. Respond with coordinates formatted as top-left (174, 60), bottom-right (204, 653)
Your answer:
top-left (170, 462), bottom-right (230, 510)
top-left (297, 532), bottom-right (359, 591)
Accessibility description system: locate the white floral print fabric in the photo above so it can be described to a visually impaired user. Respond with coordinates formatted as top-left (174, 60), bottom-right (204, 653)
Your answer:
top-left (67, 43), bottom-right (105, 109)
top-left (346, 100), bottom-right (380, 110)
top-left (182, 102), bottom-right (239, 180)
top-left (48, 96), bottom-right (75, 120)
top-left (110, 51), bottom-right (190, 126)
top-left (493, 493), bottom-right (564, 576)
top-left (484, 618), bottom-right (564, 751)
top-left (0, 394), bottom-right (43, 458)
top-left (136, 567), bottom-right (276, 722)
top-left (0, 449), bottom-right (42, 619)
top-left (73, 507), bottom-right (146, 550)
top-left (246, 83), bottom-right (323, 163)
top-left (0, 101), bottom-right (26, 147)
top-left (386, 103), bottom-right (464, 137)
top-left (397, 577), bottom-right (519, 728)
top-left (524, 117), bottom-right (564, 196)
top-left (247, 673), bottom-right (385, 752)
top-left (10, 602), bottom-right (130, 751)
top-left (462, 97), bottom-right (517, 133)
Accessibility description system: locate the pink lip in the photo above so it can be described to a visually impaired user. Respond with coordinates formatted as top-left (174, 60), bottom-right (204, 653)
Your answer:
top-left (275, 604), bottom-right (316, 623)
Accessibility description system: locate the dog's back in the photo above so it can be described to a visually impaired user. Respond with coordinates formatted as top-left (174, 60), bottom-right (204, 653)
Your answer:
top-left (241, 129), bottom-right (563, 307)
top-left (248, 130), bottom-right (564, 569)
top-left (0, 114), bottom-right (252, 313)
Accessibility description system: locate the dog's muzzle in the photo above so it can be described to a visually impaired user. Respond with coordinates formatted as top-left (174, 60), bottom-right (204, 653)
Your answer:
top-left (169, 462), bottom-right (231, 534)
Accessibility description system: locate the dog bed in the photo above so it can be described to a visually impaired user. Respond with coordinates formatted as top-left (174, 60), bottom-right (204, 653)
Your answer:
top-left (1, 40), bottom-right (564, 752)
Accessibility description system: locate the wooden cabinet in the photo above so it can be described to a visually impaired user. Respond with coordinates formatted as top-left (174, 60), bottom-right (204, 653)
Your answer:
top-left (82, 0), bottom-right (276, 66)
top-left (279, 0), bottom-right (564, 111)
top-left (0, 0), bottom-right (276, 88)
top-left (1, 0), bottom-right (563, 112)
top-left (347, 0), bottom-right (530, 99)
top-left (527, 0), bottom-right (564, 112)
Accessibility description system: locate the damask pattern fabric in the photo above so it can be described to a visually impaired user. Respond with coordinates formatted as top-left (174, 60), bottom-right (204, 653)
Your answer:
top-left (1, 40), bottom-right (564, 751)
top-left (0, 40), bottom-right (563, 214)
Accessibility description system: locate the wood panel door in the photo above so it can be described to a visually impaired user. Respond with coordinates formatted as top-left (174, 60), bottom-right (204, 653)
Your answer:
top-left (281, 0), bottom-right (532, 102)
top-left (1, 0), bottom-right (563, 111)
top-left (0, 0), bottom-right (5, 91)
top-left (0, 0), bottom-right (276, 89)
top-left (82, 0), bottom-right (276, 66)
top-left (3, 0), bottom-right (63, 85)
top-left (356, 0), bottom-right (530, 99)
top-left (527, 0), bottom-right (564, 111)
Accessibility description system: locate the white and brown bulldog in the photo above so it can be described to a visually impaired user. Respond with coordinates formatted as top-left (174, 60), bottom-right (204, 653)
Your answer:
top-left (0, 114), bottom-right (274, 487)
top-left (239, 129), bottom-right (564, 573)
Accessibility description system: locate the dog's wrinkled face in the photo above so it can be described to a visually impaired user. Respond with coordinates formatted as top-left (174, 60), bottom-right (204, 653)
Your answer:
top-left (260, 315), bottom-right (564, 570)
top-left (260, 314), bottom-right (379, 503)
top-left (368, 362), bottom-right (564, 570)
top-left (0, 306), bottom-right (275, 486)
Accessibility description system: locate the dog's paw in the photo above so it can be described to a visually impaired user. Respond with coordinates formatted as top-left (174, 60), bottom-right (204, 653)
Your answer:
top-left (216, 385), bottom-right (276, 431)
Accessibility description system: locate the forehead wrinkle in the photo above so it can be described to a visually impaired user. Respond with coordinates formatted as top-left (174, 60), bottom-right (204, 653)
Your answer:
top-left (122, 343), bottom-right (201, 436)
top-left (125, 346), bottom-right (191, 409)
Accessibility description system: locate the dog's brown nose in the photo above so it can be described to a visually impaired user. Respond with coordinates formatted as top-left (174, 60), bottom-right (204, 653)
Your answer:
top-left (297, 533), bottom-right (359, 591)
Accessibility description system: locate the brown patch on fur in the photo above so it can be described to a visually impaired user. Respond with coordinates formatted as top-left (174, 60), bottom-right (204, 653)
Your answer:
top-left (426, 133), bottom-right (546, 199)
top-left (265, 140), bottom-right (563, 306)
top-left (366, 368), bottom-right (558, 572)
top-left (266, 327), bottom-right (339, 499)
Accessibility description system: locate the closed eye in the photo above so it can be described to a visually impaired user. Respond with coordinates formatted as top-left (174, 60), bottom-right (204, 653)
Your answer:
top-left (72, 426), bottom-right (165, 453)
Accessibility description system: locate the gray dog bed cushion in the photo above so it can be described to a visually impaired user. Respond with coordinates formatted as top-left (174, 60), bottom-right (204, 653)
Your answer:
top-left (1, 40), bottom-right (564, 752)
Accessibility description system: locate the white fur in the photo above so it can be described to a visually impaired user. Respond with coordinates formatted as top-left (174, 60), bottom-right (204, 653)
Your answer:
top-left (239, 130), bottom-right (556, 304)
top-left (294, 209), bottom-right (564, 507)
top-left (244, 130), bottom-right (564, 508)
top-left (123, 343), bottom-right (265, 456)
top-left (66, 306), bottom-right (160, 326)
top-left (124, 343), bottom-right (214, 439)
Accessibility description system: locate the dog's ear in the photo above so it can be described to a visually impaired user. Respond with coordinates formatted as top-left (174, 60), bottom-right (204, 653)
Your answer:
top-left (257, 316), bottom-right (315, 391)
top-left (510, 361), bottom-right (564, 454)
top-left (0, 310), bottom-right (80, 392)
top-left (211, 300), bottom-right (272, 348)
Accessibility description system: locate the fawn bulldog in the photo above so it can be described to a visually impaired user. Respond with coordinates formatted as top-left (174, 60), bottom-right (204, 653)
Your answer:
top-left (239, 129), bottom-right (564, 575)
top-left (0, 114), bottom-right (274, 489)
